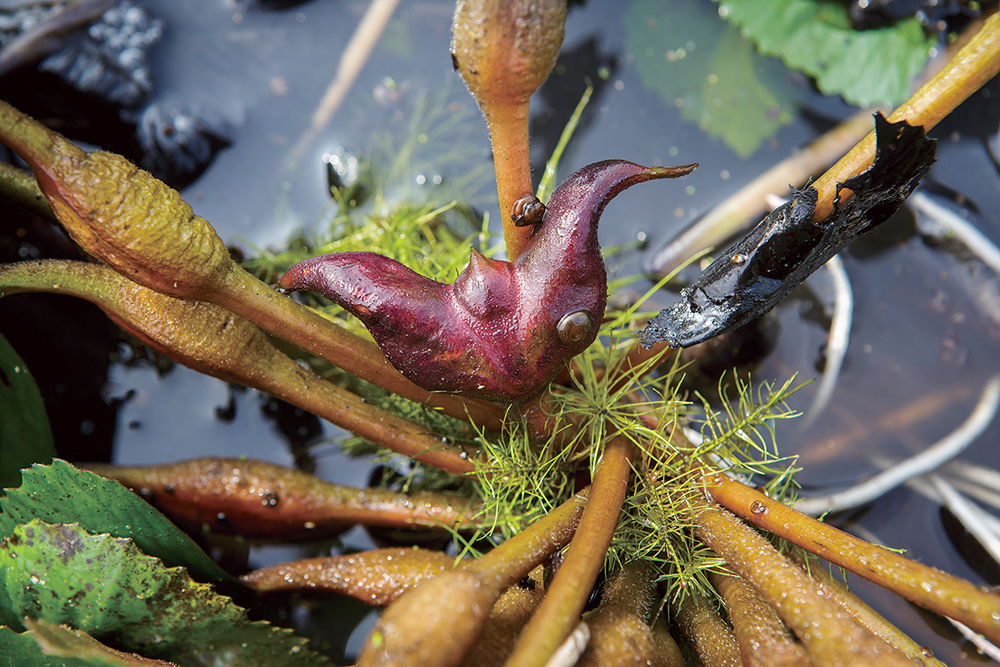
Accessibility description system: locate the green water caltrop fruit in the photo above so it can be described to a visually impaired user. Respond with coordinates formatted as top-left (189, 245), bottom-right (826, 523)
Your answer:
top-left (278, 160), bottom-right (696, 403)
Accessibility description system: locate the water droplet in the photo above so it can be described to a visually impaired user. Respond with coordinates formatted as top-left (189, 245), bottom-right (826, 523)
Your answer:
top-left (920, 646), bottom-right (934, 658)
top-left (749, 501), bottom-right (767, 515)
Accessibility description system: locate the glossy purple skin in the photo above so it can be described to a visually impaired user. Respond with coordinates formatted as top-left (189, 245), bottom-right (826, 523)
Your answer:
top-left (278, 160), bottom-right (697, 403)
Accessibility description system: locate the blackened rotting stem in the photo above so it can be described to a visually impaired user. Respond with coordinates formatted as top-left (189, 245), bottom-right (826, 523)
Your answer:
top-left (640, 113), bottom-right (937, 349)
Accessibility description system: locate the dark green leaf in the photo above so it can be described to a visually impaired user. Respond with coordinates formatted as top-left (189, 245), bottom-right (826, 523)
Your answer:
top-left (0, 459), bottom-right (232, 584)
top-left (0, 333), bottom-right (56, 490)
top-left (716, 0), bottom-right (935, 106)
top-left (0, 521), bottom-right (327, 667)
top-left (625, 0), bottom-right (802, 158)
top-left (1, 621), bottom-right (179, 667)
top-left (1, 626), bottom-right (77, 667)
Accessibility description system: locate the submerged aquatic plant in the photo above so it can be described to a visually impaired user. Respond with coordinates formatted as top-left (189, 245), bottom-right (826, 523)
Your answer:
top-left (2, 4), bottom-right (1000, 667)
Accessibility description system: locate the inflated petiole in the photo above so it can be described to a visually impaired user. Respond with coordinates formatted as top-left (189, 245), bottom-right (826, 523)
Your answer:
top-left (279, 160), bottom-right (696, 403)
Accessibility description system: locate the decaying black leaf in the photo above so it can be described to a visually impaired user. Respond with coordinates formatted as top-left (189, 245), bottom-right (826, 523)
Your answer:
top-left (640, 113), bottom-right (937, 349)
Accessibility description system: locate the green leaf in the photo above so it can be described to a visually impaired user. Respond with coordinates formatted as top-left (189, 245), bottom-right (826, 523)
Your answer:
top-left (1, 626), bottom-right (76, 667)
top-left (0, 333), bottom-right (56, 490)
top-left (0, 520), bottom-right (328, 666)
top-left (716, 0), bottom-right (935, 106)
top-left (0, 459), bottom-right (232, 584)
top-left (0, 621), bottom-right (179, 667)
top-left (625, 0), bottom-right (802, 158)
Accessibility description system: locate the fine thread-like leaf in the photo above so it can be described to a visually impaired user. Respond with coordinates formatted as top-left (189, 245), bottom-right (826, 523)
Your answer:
top-left (0, 459), bottom-right (232, 584)
top-left (0, 520), bottom-right (327, 667)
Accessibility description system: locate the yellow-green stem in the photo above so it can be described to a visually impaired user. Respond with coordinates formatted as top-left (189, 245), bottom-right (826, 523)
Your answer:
top-left (0, 161), bottom-right (52, 218)
top-left (675, 589), bottom-right (743, 667)
top-left (0, 100), bottom-right (504, 431)
top-left (707, 475), bottom-right (1000, 643)
top-left (709, 568), bottom-right (812, 667)
top-left (691, 497), bottom-right (914, 667)
top-left (487, 102), bottom-right (534, 260)
top-left (502, 434), bottom-right (634, 667)
top-left (811, 12), bottom-right (1000, 221)
top-left (0, 260), bottom-right (477, 475)
top-left (790, 552), bottom-right (947, 667)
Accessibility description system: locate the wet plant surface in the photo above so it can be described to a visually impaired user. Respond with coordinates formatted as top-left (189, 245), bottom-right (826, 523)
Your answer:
top-left (2, 0), bottom-right (1000, 664)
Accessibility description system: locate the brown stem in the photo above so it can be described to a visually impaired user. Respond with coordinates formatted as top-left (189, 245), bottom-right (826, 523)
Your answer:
top-left (464, 566), bottom-right (547, 667)
top-left (650, 108), bottom-right (878, 277)
top-left (242, 547), bottom-right (454, 603)
top-left (651, 617), bottom-right (686, 667)
top-left (0, 260), bottom-right (477, 475)
top-left (613, 15), bottom-right (1000, 384)
top-left (357, 490), bottom-right (588, 667)
top-left (709, 568), bottom-right (812, 667)
top-left (690, 497), bottom-right (914, 667)
top-left (675, 590), bottom-right (743, 667)
top-left (789, 553), bottom-right (948, 667)
top-left (706, 475), bottom-right (1000, 643)
top-left (487, 102), bottom-right (534, 260)
top-left (88, 458), bottom-right (479, 542)
top-left (0, 161), bottom-right (53, 218)
top-left (578, 560), bottom-right (667, 667)
top-left (502, 434), bottom-right (634, 667)
top-left (0, 100), bottom-right (504, 431)
top-left (450, 0), bottom-right (566, 261)
top-left (811, 12), bottom-right (1000, 221)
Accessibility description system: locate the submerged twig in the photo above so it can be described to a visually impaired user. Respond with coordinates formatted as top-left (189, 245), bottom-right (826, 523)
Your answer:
top-left (911, 190), bottom-right (1000, 276)
top-left (285, 0), bottom-right (401, 166)
top-left (948, 618), bottom-right (1000, 662)
top-left (929, 474), bottom-right (1000, 566)
top-left (543, 623), bottom-right (590, 667)
top-left (802, 254), bottom-right (852, 428)
top-left (648, 109), bottom-right (876, 276)
top-left (794, 374), bottom-right (1000, 515)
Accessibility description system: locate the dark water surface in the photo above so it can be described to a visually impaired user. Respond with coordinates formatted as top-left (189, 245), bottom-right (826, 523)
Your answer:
top-left (2, 0), bottom-right (1000, 663)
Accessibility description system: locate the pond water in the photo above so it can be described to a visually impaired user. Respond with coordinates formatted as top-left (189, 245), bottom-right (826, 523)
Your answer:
top-left (2, 0), bottom-right (1000, 663)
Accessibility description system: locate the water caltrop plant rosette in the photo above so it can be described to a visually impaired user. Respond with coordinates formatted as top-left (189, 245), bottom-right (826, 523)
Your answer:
top-left (1, 1), bottom-right (1000, 666)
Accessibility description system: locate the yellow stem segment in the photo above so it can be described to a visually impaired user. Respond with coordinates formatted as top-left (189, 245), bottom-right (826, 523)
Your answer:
top-left (503, 434), bottom-right (634, 667)
top-left (811, 12), bottom-right (1000, 220)
top-left (707, 475), bottom-right (1000, 643)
